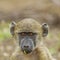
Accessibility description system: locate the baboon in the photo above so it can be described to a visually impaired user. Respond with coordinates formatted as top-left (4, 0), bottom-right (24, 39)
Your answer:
top-left (9, 18), bottom-right (55, 60)
top-left (0, 18), bottom-right (56, 60)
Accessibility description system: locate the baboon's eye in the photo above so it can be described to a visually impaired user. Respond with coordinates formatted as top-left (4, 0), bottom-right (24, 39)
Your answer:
top-left (28, 32), bottom-right (33, 36)
top-left (18, 32), bottom-right (36, 36)
top-left (21, 32), bottom-right (26, 36)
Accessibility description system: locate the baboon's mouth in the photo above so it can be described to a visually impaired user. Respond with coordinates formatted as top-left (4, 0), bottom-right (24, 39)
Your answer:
top-left (22, 49), bottom-right (32, 54)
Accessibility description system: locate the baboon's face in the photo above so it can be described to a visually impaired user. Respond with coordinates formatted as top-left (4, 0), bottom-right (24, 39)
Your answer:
top-left (10, 18), bottom-right (48, 54)
top-left (18, 32), bottom-right (37, 54)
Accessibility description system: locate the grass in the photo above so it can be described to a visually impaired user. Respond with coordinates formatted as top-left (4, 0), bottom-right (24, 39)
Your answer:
top-left (0, 22), bottom-right (11, 41)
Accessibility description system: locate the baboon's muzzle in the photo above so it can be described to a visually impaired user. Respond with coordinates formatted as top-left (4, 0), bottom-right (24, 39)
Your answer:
top-left (20, 38), bottom-right (34, 54)
top-left (22, 48), bottom-right (32, 54)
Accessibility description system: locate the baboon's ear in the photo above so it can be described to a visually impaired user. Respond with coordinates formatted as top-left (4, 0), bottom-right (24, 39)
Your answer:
top-left (10, 21), bottom-right (16, 36)
top-left (42, 23), bottom-right (48, 37)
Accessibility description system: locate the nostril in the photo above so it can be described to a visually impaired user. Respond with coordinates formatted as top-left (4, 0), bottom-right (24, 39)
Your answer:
top-left (24, 46), bottom-right (29, 48)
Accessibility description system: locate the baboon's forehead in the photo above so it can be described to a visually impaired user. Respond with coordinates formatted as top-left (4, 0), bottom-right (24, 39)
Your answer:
top-left (15, 18), bottom-right (42, 33)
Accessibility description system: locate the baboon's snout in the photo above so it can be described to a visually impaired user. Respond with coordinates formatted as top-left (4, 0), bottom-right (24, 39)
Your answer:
top-left (21, 39), bottom-right (33, 54)
top-left (22, 47), bottom-right (32, 54)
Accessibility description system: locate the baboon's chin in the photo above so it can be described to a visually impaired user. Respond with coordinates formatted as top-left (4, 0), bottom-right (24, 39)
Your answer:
top-left (22, 49), bottom-right (32, 54)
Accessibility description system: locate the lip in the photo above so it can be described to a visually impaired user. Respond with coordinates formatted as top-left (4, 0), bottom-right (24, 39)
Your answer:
top-left (22, 49), bottom-right (32, 54)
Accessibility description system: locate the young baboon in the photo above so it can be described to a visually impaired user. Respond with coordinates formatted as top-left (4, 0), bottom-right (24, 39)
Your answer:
top-left (0, 18), bottom-right (56, 60)
top-left (9, 18), bottom-right (56, 60)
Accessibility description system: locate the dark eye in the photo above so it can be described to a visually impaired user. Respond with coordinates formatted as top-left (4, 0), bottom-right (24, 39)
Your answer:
top-left (18, 32), bottom-right (26, 36)
top-left (21, 32), bottom-right (26, 36)
top-left (28, 32), bottom-right (33, 36)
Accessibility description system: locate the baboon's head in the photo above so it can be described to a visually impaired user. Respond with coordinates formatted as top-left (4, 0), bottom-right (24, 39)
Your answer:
top-left (10, 18), bottom-right (48, 54)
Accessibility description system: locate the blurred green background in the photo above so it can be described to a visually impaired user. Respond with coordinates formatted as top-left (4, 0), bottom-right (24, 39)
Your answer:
top-left (0, 0), bottom-right (60, 60)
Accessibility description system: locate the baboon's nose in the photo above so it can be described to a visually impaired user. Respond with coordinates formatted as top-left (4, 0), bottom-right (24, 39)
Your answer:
top-left (23, 45), bottom-right (29, 49)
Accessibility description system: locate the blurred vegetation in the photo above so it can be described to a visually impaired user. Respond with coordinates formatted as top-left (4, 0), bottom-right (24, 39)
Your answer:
top-left (0, 21), bottom-right (11, 41)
